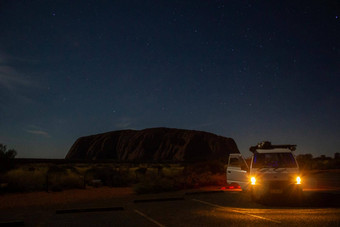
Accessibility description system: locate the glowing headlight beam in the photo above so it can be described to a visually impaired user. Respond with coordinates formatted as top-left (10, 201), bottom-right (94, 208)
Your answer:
top-left (251, 177), bottom-right (256, 185)
top-left (296, 176), bottom-right (301, 184)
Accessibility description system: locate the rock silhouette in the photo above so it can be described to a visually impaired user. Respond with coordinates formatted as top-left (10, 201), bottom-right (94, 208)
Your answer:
top-left (66, 128), bottom-right (239, 162)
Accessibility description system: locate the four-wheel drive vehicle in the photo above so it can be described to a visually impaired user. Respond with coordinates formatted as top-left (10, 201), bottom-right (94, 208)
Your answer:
top-left (227, 141), bottom-right (302, 201)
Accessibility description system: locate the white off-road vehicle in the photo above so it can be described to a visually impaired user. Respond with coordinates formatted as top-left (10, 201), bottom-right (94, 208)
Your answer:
top-left (227, 141), bottom-right (303, 201)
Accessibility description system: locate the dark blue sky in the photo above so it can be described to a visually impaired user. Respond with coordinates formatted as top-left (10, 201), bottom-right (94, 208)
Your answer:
top-left (0, 0), bottom-right (339, 158)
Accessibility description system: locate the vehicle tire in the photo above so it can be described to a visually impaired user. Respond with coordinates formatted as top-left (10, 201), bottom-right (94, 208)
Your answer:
top-left (250, 187), bottom-right (261, 202)
top-left (295, 187), bottom-right (304, 204)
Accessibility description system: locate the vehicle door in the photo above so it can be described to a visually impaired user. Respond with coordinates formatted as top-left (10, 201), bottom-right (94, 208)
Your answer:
top-left (227, 153), bottom-right (249, 189)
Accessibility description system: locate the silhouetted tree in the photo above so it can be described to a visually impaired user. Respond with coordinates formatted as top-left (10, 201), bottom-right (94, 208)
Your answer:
top-left (0, 144), bottom-right (17, 172)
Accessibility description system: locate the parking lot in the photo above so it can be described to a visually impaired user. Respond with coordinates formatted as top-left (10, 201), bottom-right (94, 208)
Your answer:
top-left (1, 189), bottom-right (339, 227)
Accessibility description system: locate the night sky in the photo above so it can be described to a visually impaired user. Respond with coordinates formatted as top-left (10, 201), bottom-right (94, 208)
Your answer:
top-left (0, 0), bottom-right (339, 158)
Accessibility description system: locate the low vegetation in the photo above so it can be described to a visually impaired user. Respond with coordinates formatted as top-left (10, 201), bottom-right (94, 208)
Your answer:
top-left (133, 161), bottom-right (226, 194)
top-left (296, 153), bottom-right (340, 170)
top-left (0, 143), bottom-right (338, 195)
top-left (0, 161), bottom-right (227, 194)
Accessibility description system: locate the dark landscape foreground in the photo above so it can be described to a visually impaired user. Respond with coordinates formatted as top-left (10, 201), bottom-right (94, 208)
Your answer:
top-left (0, 185), bottom-right (339, 226)
top-left (1, 169), bottom-right (340, 226)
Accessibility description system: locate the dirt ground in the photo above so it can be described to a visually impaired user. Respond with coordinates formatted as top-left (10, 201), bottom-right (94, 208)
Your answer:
top-left (0, 186), bottom-right (225, 209)
top-left (0, 187), bottom-right (134, 209)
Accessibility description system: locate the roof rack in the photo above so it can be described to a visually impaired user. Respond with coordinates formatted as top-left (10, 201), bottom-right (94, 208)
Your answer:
top-left (249, 141), bottom-right (296, 153)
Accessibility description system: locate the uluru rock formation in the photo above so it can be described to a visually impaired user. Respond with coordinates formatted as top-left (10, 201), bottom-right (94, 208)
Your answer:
top-left (66, 127), bottom-right (239, 162)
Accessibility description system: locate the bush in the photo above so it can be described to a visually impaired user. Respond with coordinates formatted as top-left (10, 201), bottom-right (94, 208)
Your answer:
top-left (48, 169), bottom-right (83, 191)
top-left (85, 166), bottom-right (132, 187)
top-left (133, 177), bottom-right (177, 194)
top-left (1, 162), bottom-right (228, 194)
top-left (175, 161), bottom-right (226, 189)
top-left (3, 168), bottom-right (47, 192)
top-left (133, 162), bottom-right (227, 194)
top-left (0, 144), bottom-right (17, 173)
top-left (1, 165), bottom-right (84, 192)
top-left (183, 161), bottom-right (225, 175)
top-left (176, 172), bottom-right (226, 189)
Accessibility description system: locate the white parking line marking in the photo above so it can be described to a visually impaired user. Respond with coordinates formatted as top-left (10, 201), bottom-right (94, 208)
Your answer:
top-left (134, 209), bottom-right (166, 227)
top-left (192, 199), bottom-right (281, 224)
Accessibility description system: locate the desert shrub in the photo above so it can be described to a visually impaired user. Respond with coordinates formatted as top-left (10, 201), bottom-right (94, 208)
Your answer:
top-left (162, 166), bottom-right (184, 178)
top-left (133, 165), bottom-right (226, 194)
top-left (110, 170), bottom-right (132, 187)
top-left (46, 168), bottom-right (84, 191)
top-left (183, 161), bottom-right (225, 175)
top-left (88, 167), bottom-right (115, 186)
top-left (59, 170), bottom-right (83, 189)
top-left (1, 162), bottom-right (228, 194)
top-left (175, 172), bottom-right (226, 189)
top-left (133, 177), bottom-right (177, 194)
top-left (63, 165), bottom-right (80, 174)
top-left (3, 168), bottom-right (47, 192)
top-left (47, 165), bottom-right (67, 174)
top-left (85, 166), bottom-right (132, 187)
top-left (74, 166), bottom-right (91, 176)
top-left (1, 165), bottom-right (85, 192)
top-left (46, 165), bottom-right (68, 191)
top-left (149, 165), bottom-right (164, 177)
top-left (296, 154), bottom-right (340, 170)
top-left (174, 161), bottom-right (226, 188)
top-left (134, 167), bottom-right (148, 181)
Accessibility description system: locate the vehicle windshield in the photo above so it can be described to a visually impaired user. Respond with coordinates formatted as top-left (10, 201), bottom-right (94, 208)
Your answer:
top-left (253, 152), bottom-right (297, 168)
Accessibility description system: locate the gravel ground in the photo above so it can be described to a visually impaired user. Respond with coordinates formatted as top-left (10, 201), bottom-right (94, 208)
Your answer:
top-left (0, 187), bottom-right (134, 209)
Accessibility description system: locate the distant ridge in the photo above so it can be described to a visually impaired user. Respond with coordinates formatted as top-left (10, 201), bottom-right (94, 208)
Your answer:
top-left (66, 127), bottom-right (239, 162)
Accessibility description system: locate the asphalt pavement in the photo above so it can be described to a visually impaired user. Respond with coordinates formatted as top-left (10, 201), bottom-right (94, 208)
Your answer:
top-left (1, 189), bottom-right (339, 227)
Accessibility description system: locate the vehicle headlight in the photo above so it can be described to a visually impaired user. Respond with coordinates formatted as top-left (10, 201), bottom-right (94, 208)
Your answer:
top-left (296, 176), bottom-right (301, 184)
top-left (251, 177), bottom-right (256, 185)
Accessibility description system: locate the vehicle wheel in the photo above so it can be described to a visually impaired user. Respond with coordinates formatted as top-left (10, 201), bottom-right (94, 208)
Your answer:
top-left (295, 188), bottom-right (304, 204)
top-left (251, 191), bottom-right (256, 201)
top-left (250, 187), bottom-right (261, 202)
